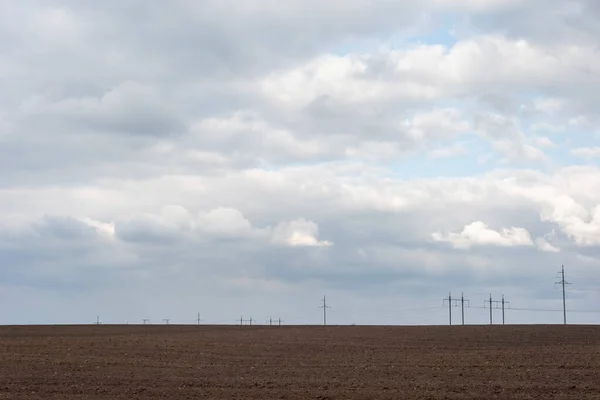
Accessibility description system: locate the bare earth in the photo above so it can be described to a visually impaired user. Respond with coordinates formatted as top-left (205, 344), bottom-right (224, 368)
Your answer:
top-left (1, 325), bottom-right (599, 399)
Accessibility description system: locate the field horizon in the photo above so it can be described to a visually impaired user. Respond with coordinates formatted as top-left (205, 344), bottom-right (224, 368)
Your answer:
top-left (2, 324), bottom-right (599, 399)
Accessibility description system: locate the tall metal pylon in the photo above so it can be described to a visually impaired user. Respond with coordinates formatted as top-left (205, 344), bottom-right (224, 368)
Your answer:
top-left (485, 294), bottom-right (493, 325)
top-left (460, 293), bottom-right (470, 325)
top-left (320, 295), bottom-right (331, 326)
top-left (556, 265), bottom-right (571, 325)
top-left (443, 292), bottom-right (469, 325)
top-left (443, 293), bottom-right (455, 325)
top-left (485, 294), bottom-right (509, 325)
top-left (501, 294), bottom-right (509, 325)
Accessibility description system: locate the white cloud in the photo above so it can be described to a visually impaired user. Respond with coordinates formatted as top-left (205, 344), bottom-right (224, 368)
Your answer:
top-left (571, 147), bottom-right (600, 158)
top-left (533, 97), bottom-right (566, 114)
top-left (432, 221), bottom-right (534, 249)
top-left (535, 237), bottom-right (560, 253)
top-left (530, 136), bottom-right (555, 148)
top-left (3, 1), bottom-right (600, 325)
top-left (78, 217), bottom-right (116, 239)
top-left (113, 205), bottom-right (333, 247)
top-left (196, 207), bottom-right (256, 237)
top-left (271, 219), bottom-right (333, 247)
top-left (433, 0), bottom-right (523, 12)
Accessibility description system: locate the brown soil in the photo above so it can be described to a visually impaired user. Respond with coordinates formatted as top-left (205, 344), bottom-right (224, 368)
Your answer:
top-left (0, 325), bottom-right (599, 399)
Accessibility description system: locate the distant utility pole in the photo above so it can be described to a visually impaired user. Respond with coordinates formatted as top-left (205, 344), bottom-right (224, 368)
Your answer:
top-left (196, 312), bottom-right (203, 326)
top-left (320, 295), bottom-right (331, 326)
top-left (443, 292), bottom-right (455, 325)
top-left (143, 319), bottom-right (150, 325)
top-left (485, 294), bottom-right (509, 325)
top-left (501, 294), bottom-right (510, 325)
top-left (443, 293), bottom-right (469, 325)
top-left (163, 319), bottom-right (170, 325)
top-left (485, 294), bottom-right (493, 325)
top-left (460, 293), bottom-right (470, 326)
top-left (239, 316), bottom-right (253, 326)
top-left (555, 265), bottom-right (571, 325)
top-left (267, 317), bottom-right (283, 326)
top-left (96, 316), bottom-right (100, 325)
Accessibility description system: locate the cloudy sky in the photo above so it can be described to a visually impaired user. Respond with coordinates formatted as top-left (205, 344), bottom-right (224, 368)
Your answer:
top-left (2, 0), bottom-right (600, 325)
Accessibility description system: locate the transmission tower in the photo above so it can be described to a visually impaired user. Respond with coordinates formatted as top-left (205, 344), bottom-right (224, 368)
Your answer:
top-left (320, 295), bottom-right (331, 326)
top-left (485, 294), bottom-right (509, 325)
top-left (443, 293), bottom-right (457, 325)
top-left (267, 317), bottom-right (283, 326)
top-left (443, 292), bottom-right (470, 325)
top-left (196, 312), bottom-right (203, 325)
top-left (501, 294), bottom-right (509, 324)
top-left (555, 265), bottom-right (571, 325)
top-left (163, 319), bottom-right (170, 325)
top-left (142, 319), bottom-right (150, 325)
top-left (96, 316), bottom-right (100, 325)
top-left (460, 293), bottom-right (470, 325)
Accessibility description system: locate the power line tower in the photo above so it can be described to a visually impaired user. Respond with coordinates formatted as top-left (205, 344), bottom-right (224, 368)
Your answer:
top-left (268, 316), bottom-right (283, 326)
top-left (320, 295), bottom-right (331, 326)
top-left (142, 319), bottom-right (150, 325)
top-left (443, 293), bottom-right (457, 326)
top-left (555, 265), bottom-right (571, 325)
top-left (485, 294), bottom-right (509, 325)
top-left (96, 316), bottom-right (100, 325)
top-left (196, 312), bottom-right (203, 325)
top-left (163, 319), bottom-right (170, 325)
top-left (239, 316), bottom-right (253, 326)
top-left (443, 292), bottom-right (470, 325)
top-left (501, 294), bottom-right (509, 325)
top-left (460, 292), bottom-right (470, 325)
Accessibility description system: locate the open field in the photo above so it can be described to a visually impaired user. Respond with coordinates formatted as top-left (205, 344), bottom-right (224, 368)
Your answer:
top-left (1, 325), bottom-right (599, 399)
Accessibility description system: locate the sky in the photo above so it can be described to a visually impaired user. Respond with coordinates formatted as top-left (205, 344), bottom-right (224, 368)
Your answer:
top-left (1, 0), bottom-right (600, 326)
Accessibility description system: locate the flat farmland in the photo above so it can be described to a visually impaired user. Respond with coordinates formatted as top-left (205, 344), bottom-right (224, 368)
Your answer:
top-left (1, 325), bottom-right (599, 399)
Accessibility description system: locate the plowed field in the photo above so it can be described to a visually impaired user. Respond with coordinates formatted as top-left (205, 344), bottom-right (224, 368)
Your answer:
top-left (1, 325), bottom-right (599, 399)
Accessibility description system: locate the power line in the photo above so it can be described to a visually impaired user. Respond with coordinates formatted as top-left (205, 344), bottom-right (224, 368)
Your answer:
top-left (469, 305), bottom-right (600, 313)
top-left (509, 307), bottom-right (600, 313)
top-left (395, 306), bottom-right (444, 313)
top-left (571, 288), bottom-right (600, 292)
